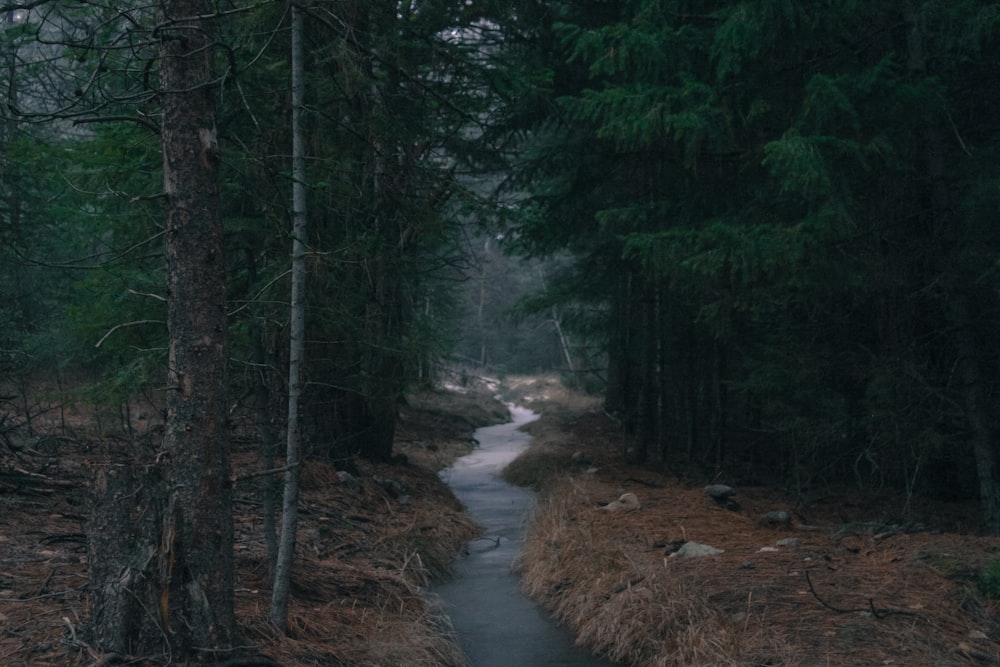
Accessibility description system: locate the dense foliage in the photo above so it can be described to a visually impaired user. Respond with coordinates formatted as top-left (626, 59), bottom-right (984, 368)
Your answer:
top-left (2, 2), bottom-right (548, 458)
top-left (4, 0), bottom-right (1000, 533)
top-left (503, 0), bottom-right (1000, 528)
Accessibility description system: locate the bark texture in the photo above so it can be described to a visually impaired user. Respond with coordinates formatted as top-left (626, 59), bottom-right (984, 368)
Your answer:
top-left (86, 0), bottom-right (236, 658)
top-left (158, 0), bottom-right (236, 652)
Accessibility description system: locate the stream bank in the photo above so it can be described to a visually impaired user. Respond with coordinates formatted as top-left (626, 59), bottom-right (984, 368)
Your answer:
top-left (433, 405), bottom-right (612, 666)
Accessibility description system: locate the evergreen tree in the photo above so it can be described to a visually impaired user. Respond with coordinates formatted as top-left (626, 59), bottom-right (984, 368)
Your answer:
top-left (504, 0), bottom-right (1000, 528)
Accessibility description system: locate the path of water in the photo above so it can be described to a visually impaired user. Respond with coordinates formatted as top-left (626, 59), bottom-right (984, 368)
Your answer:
top-left (432, 405), bottom-right (613, 667)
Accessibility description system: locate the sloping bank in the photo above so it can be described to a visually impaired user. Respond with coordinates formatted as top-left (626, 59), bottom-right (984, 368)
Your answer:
top-left (501, 380), bottom-right (1000, 666)
top-left (500, 398), bottom-right (793, 666)
top-left (240, 385), bottom-right (511, 667)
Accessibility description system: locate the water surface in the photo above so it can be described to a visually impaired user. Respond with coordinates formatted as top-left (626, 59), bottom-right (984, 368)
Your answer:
top-left (433, 405), bottom-right (612, 667)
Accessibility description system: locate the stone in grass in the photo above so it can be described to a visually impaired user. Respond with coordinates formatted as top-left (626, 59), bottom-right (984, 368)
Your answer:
top-left (705, 484), bottom-right (740, 511)
top-left (336, 470), bottom-right (361, 493)
top-left (705, 484), bottom-right (736, 500)
top-left (373, 474), bottom-right (410, 503)
top-left (670, 541), bottom-right (724, 558)
top-left (600, 492), bottom-right (640, 512)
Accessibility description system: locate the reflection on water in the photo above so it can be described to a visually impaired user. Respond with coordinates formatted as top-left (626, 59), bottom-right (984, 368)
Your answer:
top-left (432, 405), bottom-right (613, 667)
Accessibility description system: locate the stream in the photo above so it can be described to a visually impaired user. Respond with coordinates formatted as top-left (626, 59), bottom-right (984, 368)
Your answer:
top-left (432, 405), bottom-right (613, 667)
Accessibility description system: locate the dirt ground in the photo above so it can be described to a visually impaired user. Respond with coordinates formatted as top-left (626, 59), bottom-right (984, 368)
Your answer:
top-left (0, 376), bottom-right (506, 667)
top-left (3, 373), bottom-right (1000, 666)
top-left (507, 381), bottom-right (1000, 666)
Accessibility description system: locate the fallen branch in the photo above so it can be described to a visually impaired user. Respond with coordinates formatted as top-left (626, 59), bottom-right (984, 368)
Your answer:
top-left (232, 462), bottom-right (300, 484)
top-left (805, 570), bottom-right (926, 621)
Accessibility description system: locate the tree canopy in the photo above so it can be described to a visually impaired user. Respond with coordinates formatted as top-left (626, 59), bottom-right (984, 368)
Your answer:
top-left (501, 0), bottom-right (1000, 528)
top-left (4, 0), bottom-right (1000, 656)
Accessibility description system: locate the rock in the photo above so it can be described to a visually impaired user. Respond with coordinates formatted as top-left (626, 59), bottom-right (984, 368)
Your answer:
top-left (660, 539), bottom-right (687, 555)
top-left (705, 483), bottom-right (741, 511)
top-left (600, 492), bottom-right (640, 512)
top-left (760, 510), bottom-right (791, 529)
top-left (372, 474), bottom-right (408, 498)
top-left (670, 541), bottom-right (724, 558)
top-left (336, 470), bottom-right (361, 493)
top-left (705, 484), bottom-right (736, 500)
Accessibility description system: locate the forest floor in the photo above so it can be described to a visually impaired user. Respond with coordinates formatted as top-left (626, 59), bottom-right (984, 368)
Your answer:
top-left (1, 374), bottom-right (999, 666)
top-left (0, 374), bottom-right (508, 667)
top-left (504, 378), bottom-right (1000, 666)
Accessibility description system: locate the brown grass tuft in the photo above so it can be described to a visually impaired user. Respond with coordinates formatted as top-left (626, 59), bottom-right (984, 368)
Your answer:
top-left (508, 397), bottom-right (1000, 666)
top-left (518, 477), bottom-right (789, 666)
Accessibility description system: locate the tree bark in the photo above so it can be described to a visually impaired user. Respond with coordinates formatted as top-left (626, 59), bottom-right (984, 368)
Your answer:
top-left (158, 0), bottom-right (235, 653)
top-left (86, 0), bottom-right (236, 658)
top-left (269, 0), bottom-right (307, 631)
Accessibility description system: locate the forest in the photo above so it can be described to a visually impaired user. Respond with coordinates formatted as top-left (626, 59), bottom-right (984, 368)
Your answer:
top-left (2, 0), bottom-right (1000, 662)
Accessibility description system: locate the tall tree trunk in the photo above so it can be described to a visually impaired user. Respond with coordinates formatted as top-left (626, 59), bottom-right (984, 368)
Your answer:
top-left (87, 0), bottom-right (236, 658)
top-left (157, 0), bottom-right (236, 652)
top-left (269, 0), bottom-right (307, 631)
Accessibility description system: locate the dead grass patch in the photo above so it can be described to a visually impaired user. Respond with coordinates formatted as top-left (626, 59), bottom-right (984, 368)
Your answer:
top-left (518, 477), bottom-right (789, 666)
top-left (238, 548), bottom-right (470, 667)
top-left (501, 374), bottom-right (602, 419)
top-left (501, 442), bottom-right (575, 489)
top-left (0, 384), bottom-right (489, 667)
top-left (509, 396), bottom-right (1000, 666)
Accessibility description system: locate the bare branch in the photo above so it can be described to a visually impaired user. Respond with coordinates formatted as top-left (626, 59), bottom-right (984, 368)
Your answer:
top-left (94, 319), bottom-right (165, 348)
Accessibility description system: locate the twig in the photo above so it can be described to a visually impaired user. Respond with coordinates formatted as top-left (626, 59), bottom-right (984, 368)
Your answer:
top-left (36, 568), bottom-right (56, 596)
top-left (232, 462), bottom-right (300, 484)
top-left (128, 288), bottom-right (167, 302)
top-left (805, 570), bottom-right (925, 620)
top-left (0, 587), bottom-right (83, 602)
top-left (95, 320), bottom-right (166, 348)
top-left (62, 615), bottom-right (76, 642)
top-left (805, 570), bottom-right (859, 614)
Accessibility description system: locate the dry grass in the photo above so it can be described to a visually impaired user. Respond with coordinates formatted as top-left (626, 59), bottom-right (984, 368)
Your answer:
top-left (501, 373), bottom-right (602, 420)
top-left (0, 385), bottom-right (499, 667)
top-left (238, 547), bottom-right (471, 667)
top-left (507, 390), bottom-right (1000, 666)
top-left (228, 445), bottom-right (481, 666)
top-left (518, 476), bottom-right (789, 666)
top-left (500, 375), bottom-right (603, 489)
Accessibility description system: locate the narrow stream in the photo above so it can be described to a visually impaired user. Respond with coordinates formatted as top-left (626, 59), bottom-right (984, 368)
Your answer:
top-left (433, 405), bottom-right (613, 667)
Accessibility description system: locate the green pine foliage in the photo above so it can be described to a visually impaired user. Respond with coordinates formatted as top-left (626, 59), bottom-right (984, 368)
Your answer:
top-left (503, 0), bottom-right (1000, 513)
top-left (7, 0), bottom-right (1000, 522)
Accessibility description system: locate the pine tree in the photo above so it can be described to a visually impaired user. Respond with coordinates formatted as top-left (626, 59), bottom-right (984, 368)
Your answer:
top-left (503, 0), bottom-right (1000, 529)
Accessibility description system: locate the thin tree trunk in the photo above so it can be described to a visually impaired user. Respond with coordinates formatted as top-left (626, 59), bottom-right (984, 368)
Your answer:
top-left (535, 268), bottom-right (575, 372)
top-left (247, 247), bottom-right (280, 578)
top-left (269, 1), bottom-right (307, 630)
top-left (478, 239), bottom-right (489, 368)
top-left (949, 296), bottom-right (1000, 533)
top-left (550, 305), bottom-right (575, 372)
